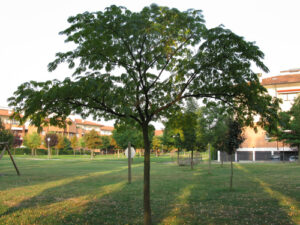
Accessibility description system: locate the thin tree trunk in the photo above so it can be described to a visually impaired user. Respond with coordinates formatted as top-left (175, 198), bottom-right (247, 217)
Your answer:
top-left (118, 149), bottom-right (120, 158)
top-left (177, 148), bottom-right (180, 165)
top-left (142, 124), bottom-right (152, 225)
top-left (221, 151), bottom-right (224, 167)
top-left (298, 144), bottom-right (300, 164)
top-left (31, 148), bottom-right (34, 156)
top-left (90, 150), bottom-right (94, 159)
top-left (230, 154), bottom-right (233, 190)
top-left (191, 149), bottom-right (194, 169)
top-left (208, 143), bottom-right (211, 174)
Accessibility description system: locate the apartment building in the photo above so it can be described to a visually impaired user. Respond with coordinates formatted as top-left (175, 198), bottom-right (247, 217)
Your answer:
top-left (220, 68), bottom-right (300, 161)
top-left (0, 108), bottom-right (114, 141)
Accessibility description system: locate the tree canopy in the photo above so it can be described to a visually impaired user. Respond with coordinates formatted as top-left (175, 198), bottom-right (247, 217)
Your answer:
top-left (23, 132), bottom-right (41, 156)
top-left (0, 119), bottom-right (13, 148)
top-left (8, 4), bottom-right (279, 224)
top-left (112, 121), bottom-right (154, 149)
top-left (266, 96), bottom-right (300, 160)
top-left (84, 130), bottom-right (101, 150)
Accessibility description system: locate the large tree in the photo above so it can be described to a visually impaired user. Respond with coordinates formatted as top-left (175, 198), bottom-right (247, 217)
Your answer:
top-left (8, 5), bottom-right (279, 224)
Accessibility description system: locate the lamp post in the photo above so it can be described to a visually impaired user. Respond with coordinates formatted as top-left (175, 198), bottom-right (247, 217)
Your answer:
top-left (47, 137), bottom-right (51, 160)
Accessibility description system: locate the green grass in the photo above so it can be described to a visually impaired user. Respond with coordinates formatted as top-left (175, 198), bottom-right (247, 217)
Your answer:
top-left (0, 155), bottom-right (299, 225)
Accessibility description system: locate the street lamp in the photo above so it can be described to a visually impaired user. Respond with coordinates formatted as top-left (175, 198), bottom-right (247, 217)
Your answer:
top-left (47, 137), bottom-right (51, 159)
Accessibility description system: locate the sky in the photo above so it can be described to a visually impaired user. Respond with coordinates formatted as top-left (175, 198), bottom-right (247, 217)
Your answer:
top-left (1, 0), bottom-right (299, 127)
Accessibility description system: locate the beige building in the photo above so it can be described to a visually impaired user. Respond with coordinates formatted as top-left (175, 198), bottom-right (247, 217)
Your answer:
top-left (220, 69), bottom-right (300, 161)
top-left (0, 108), bottom-right (114, 147)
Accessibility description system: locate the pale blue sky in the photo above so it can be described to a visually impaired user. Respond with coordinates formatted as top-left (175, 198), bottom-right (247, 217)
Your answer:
top-left (1, 0), bottom-right (299, 127)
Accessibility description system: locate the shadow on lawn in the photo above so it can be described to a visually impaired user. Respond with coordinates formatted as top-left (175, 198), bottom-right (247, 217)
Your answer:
top-left (155, 164), bottom-right (296, 225)
top-left (57, 163), bottom-right (189, 225)
top-left (0, 159), bottom-right (127, 191)
top-left (0, 163), bottom-right (136, 220)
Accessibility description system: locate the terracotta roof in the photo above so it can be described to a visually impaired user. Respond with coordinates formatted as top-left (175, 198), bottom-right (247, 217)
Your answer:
top-left (155, 130), bottom-right (163, 136)
top-left (277, 89), bottom-right (300, 93)
top-left (0, 108), bottom-right (15, 117)
top-left (75, 119), bottom-right (103, 127)
top-left (280, 68), bottom-right (300, 73)
top-left (101, 126), bottom-right (114, 131)
top-left (261, 73), bottom-right (300, 86)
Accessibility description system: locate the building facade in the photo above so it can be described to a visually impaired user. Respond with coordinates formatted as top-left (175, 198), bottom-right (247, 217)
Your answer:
top-left (0, 108), bottom-right (114, 147)
top-left (218, 68), bottom-right (300, 162)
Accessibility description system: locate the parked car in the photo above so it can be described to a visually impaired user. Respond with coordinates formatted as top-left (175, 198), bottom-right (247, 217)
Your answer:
top-left (289, 155), bottom-right (298, 162)
top-left (271, 155), bottom-right (280, 161)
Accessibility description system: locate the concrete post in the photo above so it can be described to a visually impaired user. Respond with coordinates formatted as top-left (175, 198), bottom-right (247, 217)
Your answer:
top-left (217, 151), bottom-right (220, 162)
top-left (252, 150), bottom-right (255, 162)
top-left (235, 152), bottom-right (238, 162)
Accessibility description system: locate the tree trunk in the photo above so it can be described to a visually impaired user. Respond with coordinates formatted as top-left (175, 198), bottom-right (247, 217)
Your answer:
top-left (117, 149), bottom-right (120, 158)
top-left (221, 151), bottom-right (223, 167)
top-left (208, 143), bottom-right (211, 174)
top-left (191, 149), bottom-right (194, 169)
top-left (177, 148), bottom-right (180, 165)
top-left (298, 144), bottom-right (300, 164)
top-left (142, 124), bottom-right (152, 225)
top-left (31, 148), bottom-right (34, 156)
top-left (90, 150), bottom-right (94, 159)
top-left (230, 154), bottom-right (233, 190)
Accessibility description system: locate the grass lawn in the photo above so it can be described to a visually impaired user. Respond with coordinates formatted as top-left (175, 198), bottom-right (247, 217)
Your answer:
top-left (0, 155), bottom-right (299, 225)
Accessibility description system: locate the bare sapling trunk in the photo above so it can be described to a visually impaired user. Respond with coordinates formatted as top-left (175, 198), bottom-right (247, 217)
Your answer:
top-left (298, 145), bottom-right (300, 164)
top-left (230, 154), bottom-right (233, 190)
top-left (221, 151), bottom-right (224, 167)
top-left (128, 142), bottom-right (131, 184)
top-left (90, 149), bottom-right (94, 159)
top-left (191, 149), bottom-right (194, 169)
top-left (142, 124), bottom-right (152, 225)
top-left (117, 149), bottom-right (120, 158)
top-left (208, 143), bottom-right (211, 174)
top-left (177, 148), bottom-right (180, 165)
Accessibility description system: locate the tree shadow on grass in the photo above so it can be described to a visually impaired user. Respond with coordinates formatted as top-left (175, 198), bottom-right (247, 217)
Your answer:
top-left (0, 164), bottom-right (137, 224)
top-left (48, 162), bottom-right (189, 225)
top-left (180, 164), bottom-right (296, 225)
top-left (153, 164), bottom-right (296, 225)
top-left (0, 158), bottom-right (130, 192)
